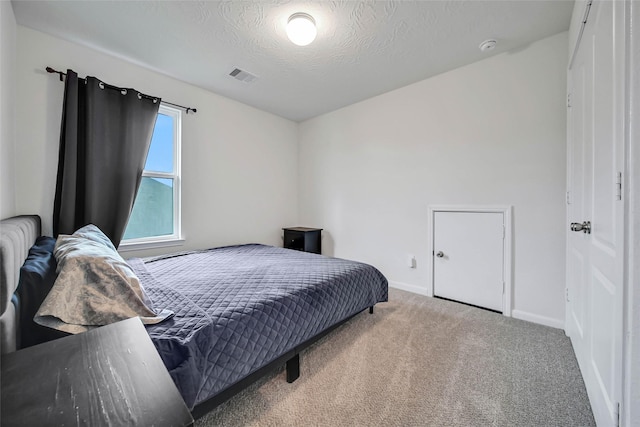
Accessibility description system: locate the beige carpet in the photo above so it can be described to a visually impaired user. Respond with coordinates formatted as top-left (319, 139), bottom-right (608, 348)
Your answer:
top-left (197, 288), bottom-right (595, 426)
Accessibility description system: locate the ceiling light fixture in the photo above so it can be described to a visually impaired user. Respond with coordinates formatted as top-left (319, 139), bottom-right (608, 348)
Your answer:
top-left (286, 13), bottom-right (317, 46)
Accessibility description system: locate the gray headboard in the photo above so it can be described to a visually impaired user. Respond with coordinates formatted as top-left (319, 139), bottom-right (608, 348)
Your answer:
top-left (0, 215), bottom-right (41, 354)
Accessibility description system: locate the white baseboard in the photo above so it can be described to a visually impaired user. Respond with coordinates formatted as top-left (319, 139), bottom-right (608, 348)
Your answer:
top-left (512, 309), bottom-right (565, 330)
top-left (388, 283), bottom-right (565, 330)
top-left (388, 281), bottom-right (432, 297)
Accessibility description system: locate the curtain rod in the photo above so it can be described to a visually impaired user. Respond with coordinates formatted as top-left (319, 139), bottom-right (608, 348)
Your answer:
top-left (45, 67), bottom-right (197, 114)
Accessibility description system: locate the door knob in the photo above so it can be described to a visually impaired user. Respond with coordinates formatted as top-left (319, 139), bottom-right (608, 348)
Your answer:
top-left (436, 251), bottom-right (444, 258)
top-left (570, 221), bottom-right (591, 234)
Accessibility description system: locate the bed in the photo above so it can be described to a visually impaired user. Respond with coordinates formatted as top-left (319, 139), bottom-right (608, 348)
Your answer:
top-left (0, 215), bottom-right (389, 418)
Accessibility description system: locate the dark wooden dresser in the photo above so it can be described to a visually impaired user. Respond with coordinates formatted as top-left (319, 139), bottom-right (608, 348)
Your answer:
top-left (283, 227), bottom-right (322, 254)
top-left (1, 317), bottom-right (193, 427)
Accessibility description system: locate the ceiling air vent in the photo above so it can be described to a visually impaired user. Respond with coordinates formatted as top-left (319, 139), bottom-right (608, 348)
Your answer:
top-left (229, 68), bottom-right (257, 83)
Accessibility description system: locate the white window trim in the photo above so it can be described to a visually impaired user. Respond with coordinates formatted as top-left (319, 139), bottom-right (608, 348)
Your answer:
top-left (118, 237), bottom-right (185, 252)
top-left (119, 104), bottom-right (182, 250)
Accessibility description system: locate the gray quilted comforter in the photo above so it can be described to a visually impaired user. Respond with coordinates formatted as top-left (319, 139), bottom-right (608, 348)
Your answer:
top-left (129, 244), bottom-right (388, 409)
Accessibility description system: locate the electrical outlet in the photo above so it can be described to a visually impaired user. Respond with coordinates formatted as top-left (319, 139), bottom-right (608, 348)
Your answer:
top-left (407, 255), bottom-right (416, 269)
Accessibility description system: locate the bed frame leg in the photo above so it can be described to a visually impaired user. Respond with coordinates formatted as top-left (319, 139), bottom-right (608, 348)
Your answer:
top-left (369, 306), bottom-right (374, 314)
top-left (286, 354), bottom-right (300, 383)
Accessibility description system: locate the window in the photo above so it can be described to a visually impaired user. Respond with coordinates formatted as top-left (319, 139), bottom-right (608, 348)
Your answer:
top-left (120, 105), bottom-right (181, 249)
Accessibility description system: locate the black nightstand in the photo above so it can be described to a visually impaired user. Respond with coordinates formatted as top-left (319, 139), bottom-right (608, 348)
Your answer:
top-left (1, 317), bottom-right (193, 427)
top-left (283, 227), bottom-right (322, 254)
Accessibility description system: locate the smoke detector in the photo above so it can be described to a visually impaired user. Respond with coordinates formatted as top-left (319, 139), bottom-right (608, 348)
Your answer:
top-left (479, 39), bottom-right (497, 52)
top-left (229, 68), bottom-right (257, 83)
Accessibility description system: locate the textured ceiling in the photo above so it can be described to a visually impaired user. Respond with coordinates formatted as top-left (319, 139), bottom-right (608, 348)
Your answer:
top-left (12, 1), bottom-right (573, 122)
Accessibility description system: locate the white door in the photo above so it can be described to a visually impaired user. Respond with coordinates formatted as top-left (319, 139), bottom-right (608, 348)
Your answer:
top-left (566, 1), bottom-right (624, 425)
top-left (433, 211), bottom-right (504, 312)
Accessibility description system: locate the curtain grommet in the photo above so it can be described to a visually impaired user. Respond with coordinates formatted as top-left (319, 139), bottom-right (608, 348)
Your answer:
top-left (98, 81), bottom-right (105, 90)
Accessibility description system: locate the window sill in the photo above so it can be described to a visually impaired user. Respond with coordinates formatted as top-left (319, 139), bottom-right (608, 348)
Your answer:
top-left (118, 238), bottom-right (185, 252)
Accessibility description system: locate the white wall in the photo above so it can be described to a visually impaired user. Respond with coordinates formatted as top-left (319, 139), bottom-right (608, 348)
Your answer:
top-left (0, 1), bottom-right (17, 219)
top-left (298, 32), bottom-right (568, 327)
top-left (15, 27), bottom-right (298, 257)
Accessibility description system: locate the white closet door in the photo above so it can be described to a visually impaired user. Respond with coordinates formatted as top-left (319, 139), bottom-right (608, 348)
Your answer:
top-left (566, 1), bottom-right (624, 425)
top-left (433, 211), bottom-right (504, 312)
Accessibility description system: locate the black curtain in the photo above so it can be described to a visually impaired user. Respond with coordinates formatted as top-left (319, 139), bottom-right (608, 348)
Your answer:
top-left (53, 70), bottom-right (160, 246)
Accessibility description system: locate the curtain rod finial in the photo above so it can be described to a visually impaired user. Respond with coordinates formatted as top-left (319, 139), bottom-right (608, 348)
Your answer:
top-left (46, 66), bottom-right (64, 81)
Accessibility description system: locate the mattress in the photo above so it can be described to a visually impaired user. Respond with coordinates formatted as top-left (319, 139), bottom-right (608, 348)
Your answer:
top-left (130, 244), bottom-right (388, 409)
